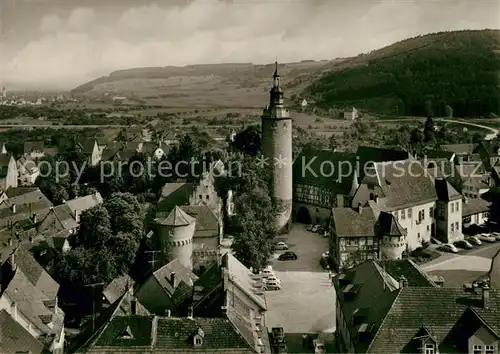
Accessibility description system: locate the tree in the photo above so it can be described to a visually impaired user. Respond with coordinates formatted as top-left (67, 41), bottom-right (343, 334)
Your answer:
top-left (423, 116), bottom-right (436, 143)
top-left (231, 125), bottom-right (261, 156)
top-left (328, 135), bottom-right (337, 151)
top-left (106, 232), bottom-right (140, 274)
top-left (104, 192), bottom-right (143, 236)
top-left (74, 205), bottom-right (113, 249)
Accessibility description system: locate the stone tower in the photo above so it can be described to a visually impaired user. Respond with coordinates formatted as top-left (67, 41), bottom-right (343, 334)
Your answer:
top-left (261, 62), bottom-right (293, 233)
top-left (157, 206), bottom-right (196, 270)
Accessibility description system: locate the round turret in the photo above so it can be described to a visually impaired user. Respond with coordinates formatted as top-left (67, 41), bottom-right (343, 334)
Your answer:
top-left (157, 206), bottom-right (196, 269)
top-left (380, 235), bottom-right (407, 260)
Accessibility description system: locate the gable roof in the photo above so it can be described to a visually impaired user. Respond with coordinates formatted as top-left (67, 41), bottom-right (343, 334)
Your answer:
top-left (424, 149), bottom-right (455, 160)
top-left (181, 205), bottom-right (219, 233)
top-left (38, 204), bottom-right (78, 234)
top-left (367, 287), bottom-right (500, 353)
top-left (85, 315), bottom-right (257, 353)
top-left (359, 160), bottom-right (437, 211)
top-left (65, 192), bottom-right (103, 215)
top-left (0, 309), bottom-right (44, 354)
top-left (103, 274), bottom-right (135, 305)
top-left (332, 207), bottom-right (376, 237)
top-left (6, 245), bottom-right (60, 299)
top-left (157, 183), bottom-right (195, 212)
top-left (158, 206), bottom-right (196, 226)
top-left (462, 198), bottom-right (491, 217)
top-left (293, 149), bottom-right (357, 193)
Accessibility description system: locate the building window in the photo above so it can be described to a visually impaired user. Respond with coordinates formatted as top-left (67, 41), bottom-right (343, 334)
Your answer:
top-left (427, 225), bottom-right (430, 231)
top-left (425, 344), bottom-right (435, 354)
top-left (455, 202), bottom-right (460, 212)
top-left (195, 337), bottom-right (203, 345)
top-left (206, 195), bottom-right (209, 200)
top-left (408, 208), bottom-right (412, 218)
top-left (451, 223), bottom-right (454, 232)
top-left (455, 222), bottom-right (459, 231)
top-left (473, 345), bottom-right (482, 354)
top-left (401, 209), bottom-right (405, 219)
top-left (199, 194), bottom-right (202, 199)
top-left (485, 345), bottom-right (494, 354)
top-left (483, 212), bottom-right (489, 218)
top-left (451, 203), bottom-right (454, 213)
top-left (429, 207), bottom-right (434, 218)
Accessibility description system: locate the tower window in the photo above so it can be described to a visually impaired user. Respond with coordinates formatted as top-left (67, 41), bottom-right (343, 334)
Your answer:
top-left (425, 344), bottom-right (435, 354)
top-left (206, 195), bottom-right (209, 200)
top-left (199, 194), bottom-right (202, 199)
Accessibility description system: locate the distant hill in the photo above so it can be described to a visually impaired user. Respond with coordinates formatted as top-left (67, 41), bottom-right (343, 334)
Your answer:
top-left (305, 29), bottom-right (500, 117)
top-left (71, 61), bottom-right (333, 108)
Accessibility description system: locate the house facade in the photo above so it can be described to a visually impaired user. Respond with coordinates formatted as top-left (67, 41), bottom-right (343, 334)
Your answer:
top-left (462, 198), bottom-right (490, 229)
top-left (17, 156), bottom-right (40, 185)
top-left (0, 155), bottom-right (18, 190)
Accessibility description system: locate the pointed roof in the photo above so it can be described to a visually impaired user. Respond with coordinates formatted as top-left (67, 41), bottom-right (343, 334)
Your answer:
top-left (434, 178), bottom-right (462, 202)
top-left (159, 206), bottom-right (195, 226)
top-left (377, 212), bottom-right (405, 237)
top-left (490, 248), bottom-right (500, 289)
top-left (273, 60), bottom-right (279, 79)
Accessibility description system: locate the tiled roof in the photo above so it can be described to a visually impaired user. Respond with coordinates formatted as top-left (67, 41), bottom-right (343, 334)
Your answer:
top-left (357, 160), bottom-right (437, 211)
top-left (462, 198), bottom-right (491, 217)
top-left (158, 206), bottom-right (196, 226)
top-left (356, 146), bottom-right (410, 170)
top-left (0, 309), bottom-right (44, 354)
top-left (157, 183), bottom-right (195, 212)
top-left (38, 204), bottom-right (78, 234)
top-left (181, 205), bottom-right (219, 234)
top-left (478, 140), bottom-right (500, 157)
top-left (77, 138), bottom-right (97, 154)
top-left (293, 149), bottom-right (357, 193)
top-left (367, 287), bottom-right (500, 353)
top-left (4, 187), bottom-right (51, 207)
top-left (86, 315), bottom-right (257, 353)
top-left (332, 207), bottom-right (376, 237)
top-left (434, 178), bottom-right (462, 202)
top-left (65, 192), bottom-right (103, 215)
top-left (193, 263), bottom-right (223, 309)
top-left (17, 156), bottom-right (39, 174)
top-left (103, 274), bottom-right (135, 305)
top-left (441, 143), bottom-right (477, 155)
top-left (4, 267), bottom-right (56, 333)
top-left (153, 259), bottom-right (199, 294)
top-left (333, 261), bottom-right (401, 353)
top-left (378, 259), bottom-right (438, 287)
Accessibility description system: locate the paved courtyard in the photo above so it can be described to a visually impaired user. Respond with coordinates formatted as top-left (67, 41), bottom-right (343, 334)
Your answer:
top-left (266, 223), bottom-right (336, 334)
top-left (423, 242), bottom-right (500, 287)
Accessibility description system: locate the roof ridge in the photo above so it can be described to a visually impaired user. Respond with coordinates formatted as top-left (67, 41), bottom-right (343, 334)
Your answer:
top-left (365, 286), bottom-right (404, 353)
top-left (467, 306), bottom-right (500, 338)
top-left (407, 259), bottom-right (439, 288)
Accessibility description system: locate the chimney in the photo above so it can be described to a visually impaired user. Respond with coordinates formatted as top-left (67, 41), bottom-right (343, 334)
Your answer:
top-left (32, 214), bottom-right (37, 224)
top-left (483, 284), bottom-right (490, 309)
top-left (187, 305), bottom-right (194, 319)
top-left (399, 275), bottom-right (408, 288)
top-left (131, 299), bottom-right (137, 315)
top-left (169, 272), bottom-right (176, 286)
top-left (165, 309), bottom-right (171, 317)
top-left (11, 204), bottom-right (16, 214)
top-left (357, 203), bottom-right (362, 214)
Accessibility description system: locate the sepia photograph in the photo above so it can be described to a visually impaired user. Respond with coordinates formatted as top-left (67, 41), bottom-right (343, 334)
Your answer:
top-left (0, 0), bottom-right (499, 353)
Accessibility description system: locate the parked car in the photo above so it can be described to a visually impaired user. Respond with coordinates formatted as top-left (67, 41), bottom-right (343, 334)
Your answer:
top-left (316, 226), bottom-right (324, 234)
top-left (438, 244), bottom-right (459, 253)
top-left (265, 275), bottom-right (282, 284)
top-left (307, 224), bottom-right (314, 231)
top-left (477, 234), bottom-right (496, 243)
top-left (276, 241), bottom-right (289, 250)
top-left (491, 232), bottom-right (500, 241)
top-left (261, 268), bottom-right (275, 278)
top-left (311, 225), bottom-right (320, 233)
top-left (454, 240), bottom-right (473, 249)
top-left (278, 251), bottom-right (298, 261)
top-left (263, 280), bottom-right (282, 291)
top-left (466, 236), bottom-right (482, 245)
top-left (431, 237), bottom-right (443, 245)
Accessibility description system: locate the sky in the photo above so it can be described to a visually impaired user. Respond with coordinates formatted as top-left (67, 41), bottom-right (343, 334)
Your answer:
top-left (1, 0), bottom-right (499, 90)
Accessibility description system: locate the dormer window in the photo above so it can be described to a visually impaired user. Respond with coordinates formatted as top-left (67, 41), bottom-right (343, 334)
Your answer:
top-left (425, 343), bottom-right (435, 354)
top-left (119, 325), bottom-right (134, 339)
top-left (485, 345), bottom-right (495, 354)
top-left (194, 336), bottom-right (203, 346)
